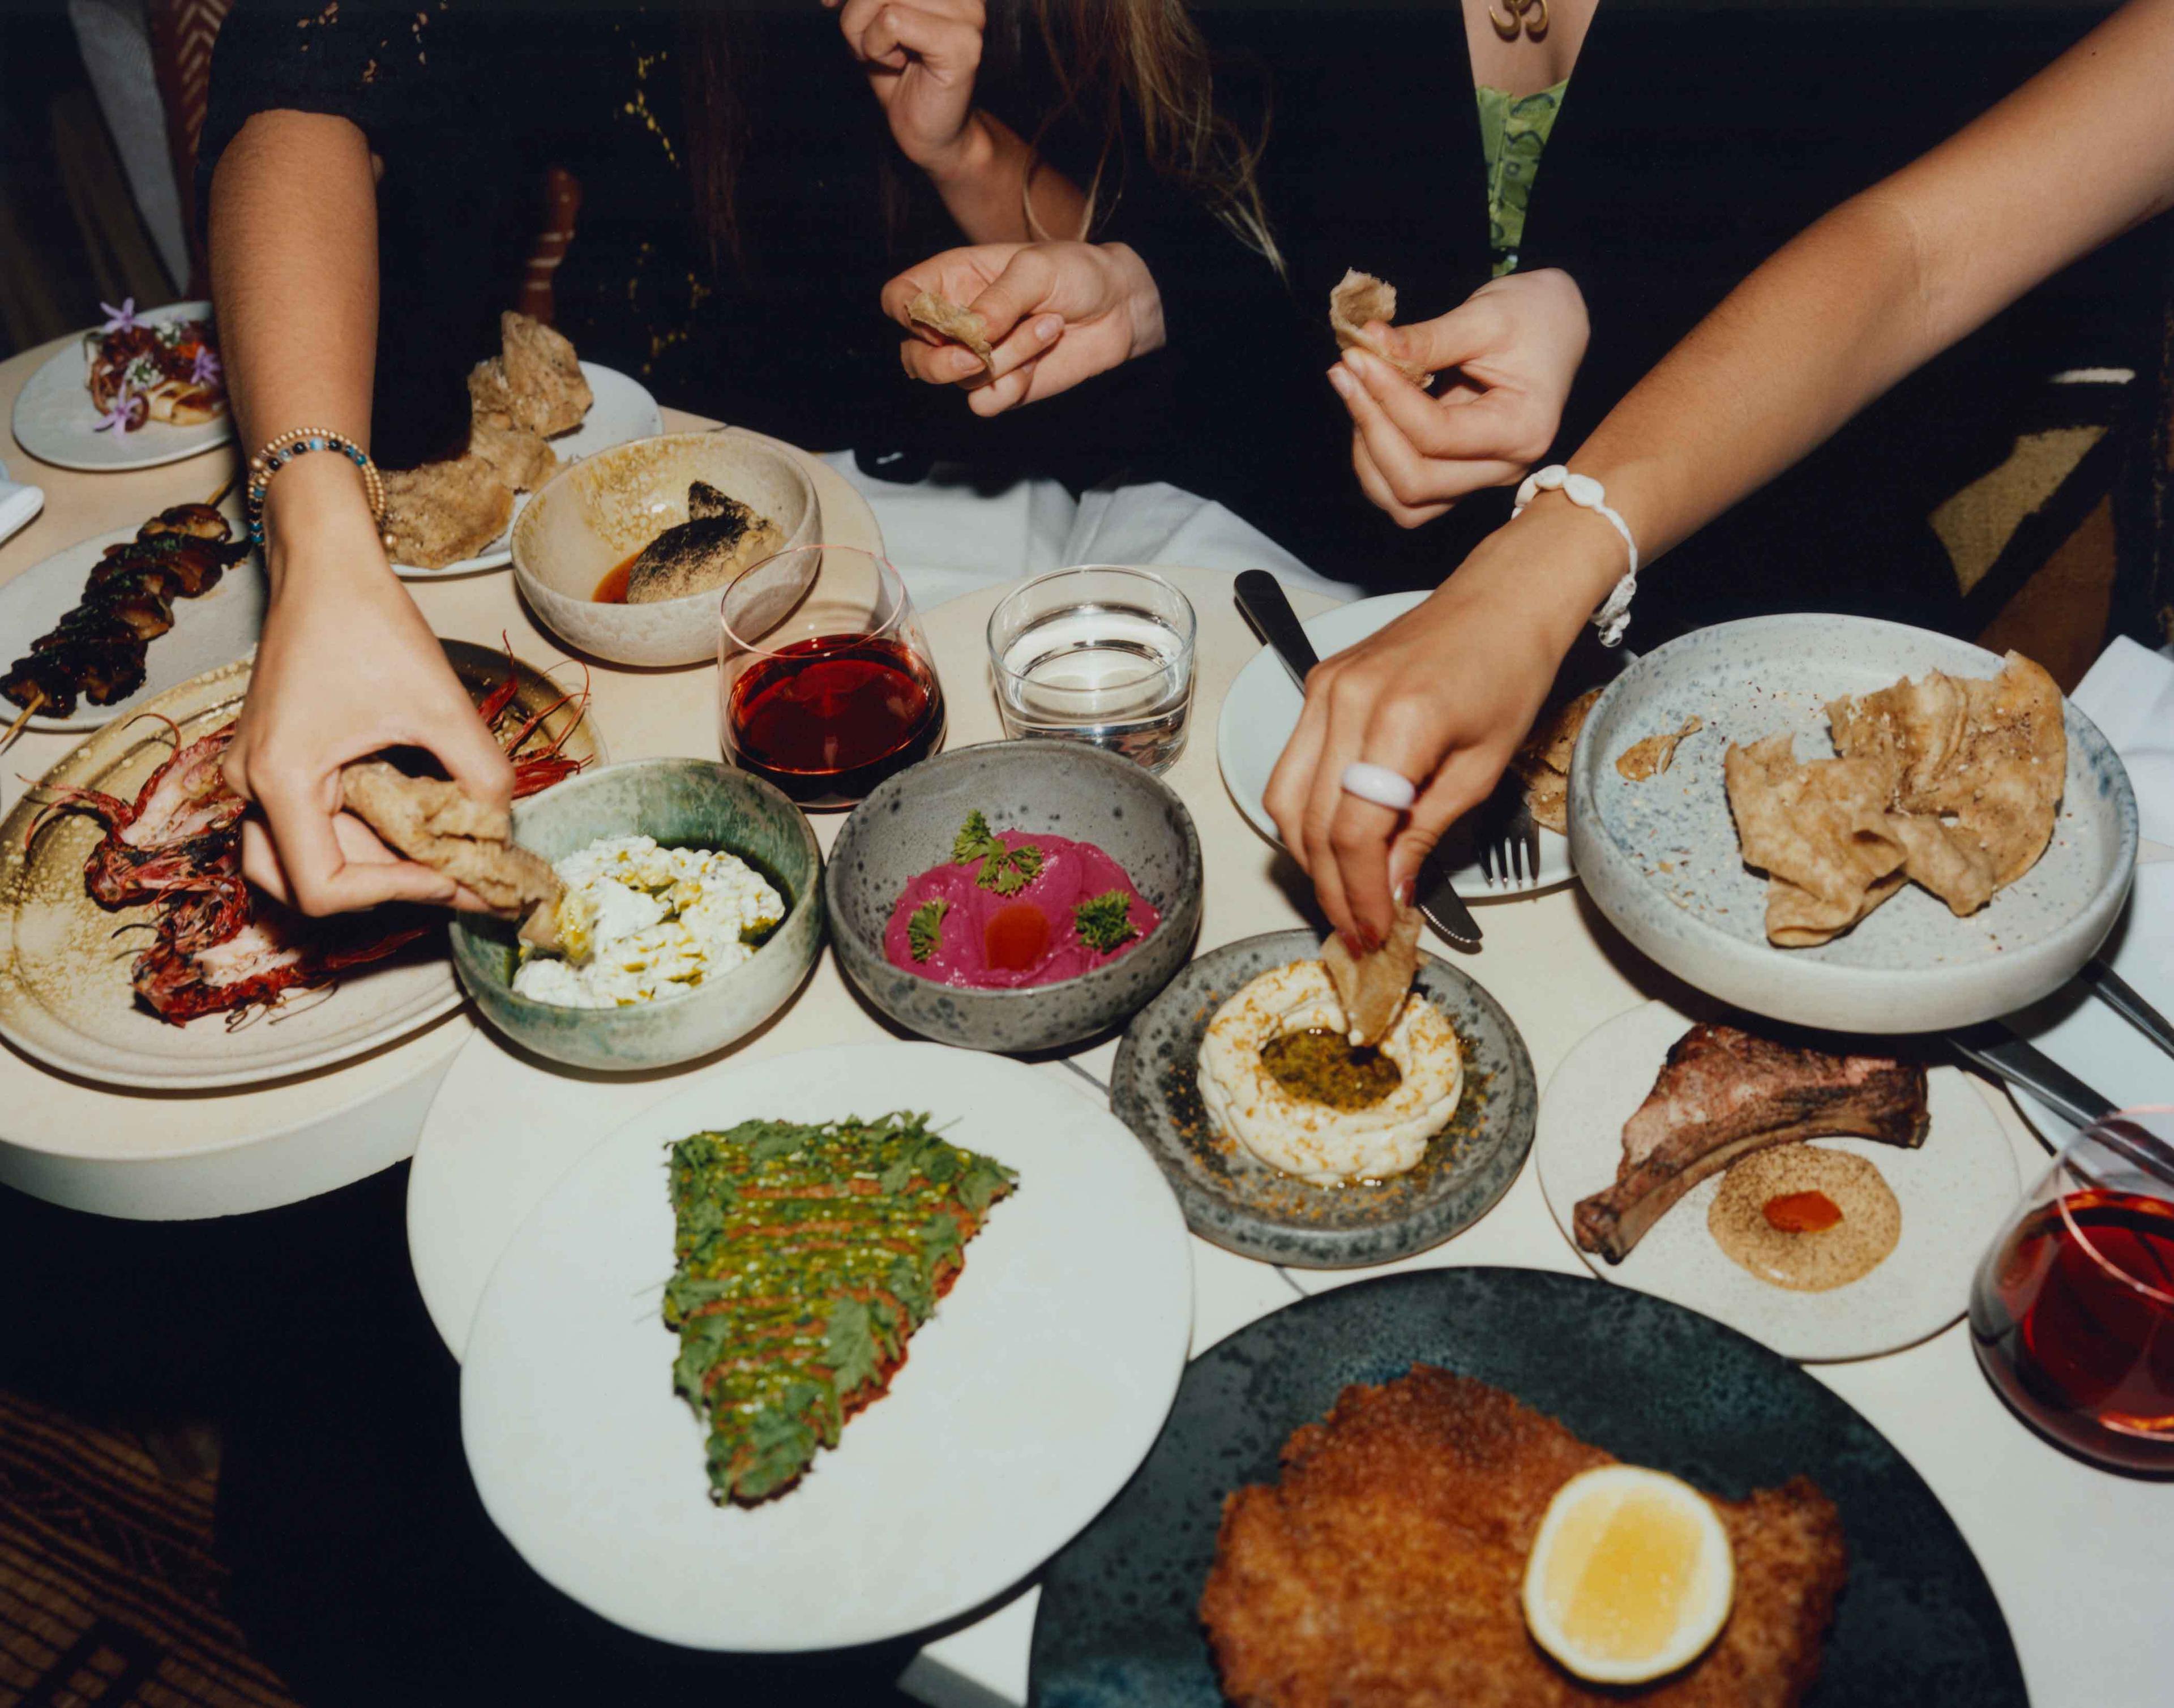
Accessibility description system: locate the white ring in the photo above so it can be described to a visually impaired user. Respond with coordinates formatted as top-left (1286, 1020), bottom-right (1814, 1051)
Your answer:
top-left (1340, 762), bottom-right (1418, 811)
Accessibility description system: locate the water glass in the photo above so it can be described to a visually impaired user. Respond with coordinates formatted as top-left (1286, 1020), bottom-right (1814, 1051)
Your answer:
top-left (985, 566), bottom-right (1197, 773)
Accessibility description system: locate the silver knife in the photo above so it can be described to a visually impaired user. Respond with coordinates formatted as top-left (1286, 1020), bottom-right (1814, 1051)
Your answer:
top-left (1232, 571), bottom-right (1482, 951)
top-left (2078, 957), bottom-right (2174, 1065)
top-left (1948, 1022), bottom-right (2116, 1134)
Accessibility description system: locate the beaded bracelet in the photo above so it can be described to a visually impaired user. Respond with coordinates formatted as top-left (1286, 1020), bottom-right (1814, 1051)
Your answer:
top-left (1510, 464), bottom-right (1640, 648)
top-left (243, 429), bottom-right (391, 551)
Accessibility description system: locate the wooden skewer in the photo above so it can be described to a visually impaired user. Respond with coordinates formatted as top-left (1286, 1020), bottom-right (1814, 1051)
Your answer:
top-left (0, 690), bottom-right (46, 757)
top-left (204, 473), bottom-right (238, 511)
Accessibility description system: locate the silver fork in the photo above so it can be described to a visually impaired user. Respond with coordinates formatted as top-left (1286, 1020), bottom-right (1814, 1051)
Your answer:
top-left (1477, 798), bottom-right (1542, 887)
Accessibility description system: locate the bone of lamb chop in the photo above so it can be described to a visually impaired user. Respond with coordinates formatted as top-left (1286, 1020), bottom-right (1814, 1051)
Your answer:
top-left (1573, 1022), bottom-right (1930, 1262)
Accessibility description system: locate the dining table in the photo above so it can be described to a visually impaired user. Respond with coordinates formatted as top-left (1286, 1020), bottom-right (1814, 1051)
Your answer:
top-left (4, 327), bottom-right (2172, 1708)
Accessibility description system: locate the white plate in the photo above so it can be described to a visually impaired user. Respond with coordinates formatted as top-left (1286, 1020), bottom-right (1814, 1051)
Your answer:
top-left (2002, 862), bottom-right (2174, 1146)
top-left (11, 302), bottom-right (233, 473)
top-left (392, 363), bottom-right (664, 578)
top-left (1568, 615), bottom-right (2138, 1032)
top-left (1217, 590), bottom-right (1574, 896)
top-left (0, 496), bottom-right (263, 731)
top-left (1535, 1000), bottom-right (2022, 1361)
top-left (0, 660), bottom-right (463, 1089)
top-left (459, 1042), bottom-right (1193, 1651)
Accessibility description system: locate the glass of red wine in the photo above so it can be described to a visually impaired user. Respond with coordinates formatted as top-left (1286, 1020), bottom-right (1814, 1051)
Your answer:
top-left (718, 544), bottom-right (945, 808)
top-left (1970, 1106), bottom-right (2174, 1473)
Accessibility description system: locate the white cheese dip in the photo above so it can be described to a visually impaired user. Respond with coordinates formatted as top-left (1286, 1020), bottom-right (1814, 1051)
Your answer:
top-left (512, 834), bottom-right (784, 1009)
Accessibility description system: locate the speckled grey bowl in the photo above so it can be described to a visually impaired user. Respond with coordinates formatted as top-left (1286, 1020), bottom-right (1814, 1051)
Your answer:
top-left (1109, 930), bottom-right (1537, 1268)
top-left (449, 759), bottom-right (822, 1072)
top-left (825, 740), bottom-right (1201, 1053)
top-left (1568, 614), bottom-right (2137, 1032)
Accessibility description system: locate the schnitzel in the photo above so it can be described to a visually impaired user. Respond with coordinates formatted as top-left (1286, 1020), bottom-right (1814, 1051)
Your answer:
top-left (1200, 1367), bottom-right (1846, 1706)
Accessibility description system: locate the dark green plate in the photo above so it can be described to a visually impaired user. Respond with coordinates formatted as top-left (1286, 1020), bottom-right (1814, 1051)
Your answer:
top-left (1028, 1268), bottom-right (2025, 1707)
top-left (1109, 930), bottom-right (1536, 1267)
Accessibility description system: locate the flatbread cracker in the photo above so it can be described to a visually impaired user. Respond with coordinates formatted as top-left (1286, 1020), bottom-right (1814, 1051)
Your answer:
top-left (905, 291), bottom-right (995, 370)
top-left (1321, 902), bottom-right (1423, 1046)
top-left (1328, 269), bottom-right (1432, 386)
top-left (1724, 735), bottom-right (1908, 948)
top-left (340, 762), bottom-right (563, 932)
top-left (1509, 686), bottom-right (1602, 833)
top-left (1616, 715), bottom-right (1702, 782)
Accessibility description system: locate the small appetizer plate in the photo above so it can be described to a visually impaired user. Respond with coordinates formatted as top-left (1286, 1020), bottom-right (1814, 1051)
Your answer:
top-left (1535, 1000), bottom-right (2022, 1362)
top-left (0, 495), bottom-right (262, 733)
top-left (1217, 590), bottom-right (1574, 898)
top-left (1568, 614), bottom-right (2136, 1032)
top-left (1109, 928), bottom-right (1537, 1268)
top-left (12, 301), bottom-right (232, 473)
top-left (392, 362), bottom-right (665, 578)
top-left (459, 1041), bottom-right (1193, 1651)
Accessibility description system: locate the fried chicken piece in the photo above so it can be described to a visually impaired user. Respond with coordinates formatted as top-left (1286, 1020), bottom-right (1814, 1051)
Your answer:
top-left (1200, 1367), bottom-right (1846, 1708)
top-left (468, 310), bottom-right (592, 437)
top-left (382, 454), bottom-right (515, 569)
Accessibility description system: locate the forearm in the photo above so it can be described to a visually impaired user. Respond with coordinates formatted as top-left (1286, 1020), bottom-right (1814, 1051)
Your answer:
top-left (924, 111), bottom-right (1088, 245)
top-left (208, 109), bottom-right (386, 590)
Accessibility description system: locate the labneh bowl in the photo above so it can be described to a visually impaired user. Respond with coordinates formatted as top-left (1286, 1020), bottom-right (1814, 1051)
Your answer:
top-left (826, 740), bottom-right (1202, 1053)
top-left (510, 429), bottom-right (820, 667)
top-left (449, 758), bottom-right (823, 1072)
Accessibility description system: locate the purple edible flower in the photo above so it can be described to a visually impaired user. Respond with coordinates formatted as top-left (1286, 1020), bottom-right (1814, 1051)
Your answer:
top-left (98, 298), bottom-right (140, 333)
top-left (93, 386), bottom-right (144, 435)
top-left (191, 346), bottom-right (223, 387)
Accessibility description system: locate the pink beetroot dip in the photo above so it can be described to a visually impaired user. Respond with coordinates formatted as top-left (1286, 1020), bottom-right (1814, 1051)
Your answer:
top-left (884, 828), bottom-right (1159, 988)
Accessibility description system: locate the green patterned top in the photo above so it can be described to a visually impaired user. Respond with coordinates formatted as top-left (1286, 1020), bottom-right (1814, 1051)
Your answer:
top-left (1477, 77), bottom-right (1570, 276)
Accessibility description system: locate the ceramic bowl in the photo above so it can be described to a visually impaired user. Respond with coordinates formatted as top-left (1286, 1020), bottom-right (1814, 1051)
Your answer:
top-left (825, 740), bottom-right (1202, 1053)
top-left (1568, 614), bottom-right (2138, 1031)
top-left (510, 429), bottom-right (820, 667)
top-left (450, 759), bottom-right (823, 1072)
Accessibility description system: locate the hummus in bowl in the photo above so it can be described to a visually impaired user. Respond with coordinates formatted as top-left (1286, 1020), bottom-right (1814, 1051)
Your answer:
top-left (1199, 961), bottom-right (1463, 1185)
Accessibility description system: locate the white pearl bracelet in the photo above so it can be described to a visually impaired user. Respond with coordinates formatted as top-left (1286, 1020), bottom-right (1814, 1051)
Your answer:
top-left (1510, 464), bottom-right (1640, 647)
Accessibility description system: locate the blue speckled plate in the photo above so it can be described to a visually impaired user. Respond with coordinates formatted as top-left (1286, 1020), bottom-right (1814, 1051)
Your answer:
top-left (1028, 1268), bottom-right (2025, 1708)
top-left (1109, 930), bottom-right (1537, 1268)
top-left (1569, 614), bottom-right (2137, 1031)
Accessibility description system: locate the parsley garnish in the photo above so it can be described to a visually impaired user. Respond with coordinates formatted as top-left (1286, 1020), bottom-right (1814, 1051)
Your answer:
top-left (1074, 889), bottom-right (1139, 953)
top-left (907, 897), bottom-right (949, 962)
top-left (952, 809), bottom-right (1044, 896)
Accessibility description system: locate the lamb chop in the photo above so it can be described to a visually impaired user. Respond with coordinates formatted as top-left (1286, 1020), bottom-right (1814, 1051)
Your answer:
top-left (1574, 1023), bottom-right (1929, 1262)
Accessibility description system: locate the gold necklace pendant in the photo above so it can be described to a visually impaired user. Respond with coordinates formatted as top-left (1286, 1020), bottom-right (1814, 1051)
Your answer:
top-left (1488, 0), bottom-right (1550, 42)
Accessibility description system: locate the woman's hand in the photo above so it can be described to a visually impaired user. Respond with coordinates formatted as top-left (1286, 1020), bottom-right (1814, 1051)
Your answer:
top-left (1261, 503), bottom-right (1623, 947)
top-left (1328, 268), bottom-right (1589, 529)
top-left (221, 457), bottom-right (512, 915)
top-left (833, 0), bottom-right (987, 176)
top-left (882, 240), bottom-right (1166, 413)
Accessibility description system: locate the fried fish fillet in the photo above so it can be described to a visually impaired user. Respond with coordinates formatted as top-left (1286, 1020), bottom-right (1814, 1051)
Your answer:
top-left (1201, 1367), bottom-right (1846, 1708)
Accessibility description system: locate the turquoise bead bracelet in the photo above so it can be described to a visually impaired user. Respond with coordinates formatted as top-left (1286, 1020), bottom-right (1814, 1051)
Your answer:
top-left (243, 429), bottom-right (392, 552)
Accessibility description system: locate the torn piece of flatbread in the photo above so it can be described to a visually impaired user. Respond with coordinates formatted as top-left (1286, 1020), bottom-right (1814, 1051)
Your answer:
top-left (1328, 269), bottom-right (1432, 386)
top-left (1509, 686), bottom-right (1602, 834)
top-left (1321, 902), bottom-right (1423, 1046)
top-left (340, 762), bottom-right (564, 945)
top-left (1616, 716), bottom-right (1703, 783)
top-left (1827, 652), bottom-right (2064, 894)
top-left (468, 311), bottom-right (592, 437)
top-left (1724, 735), bottom-right (1908, 948)
top-left (905, 291), bottom-right (995, 370)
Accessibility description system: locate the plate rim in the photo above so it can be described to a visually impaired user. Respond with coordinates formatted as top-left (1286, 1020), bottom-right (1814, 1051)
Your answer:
top-left (1026, 1262), bottom-right (2027, 1707)
top-left (11, 301), bottom-right (234, 473)
top-left (1110, 926), bottom-right (1538, 1268)
top-left (457, 1038), bottom-right (1196, 1651)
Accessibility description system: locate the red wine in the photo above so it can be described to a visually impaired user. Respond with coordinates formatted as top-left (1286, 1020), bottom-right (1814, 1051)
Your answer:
top-left (724, 633), bottom-right (944, 807)
top-left (1970, 1188), bottom-right (2174, 1471)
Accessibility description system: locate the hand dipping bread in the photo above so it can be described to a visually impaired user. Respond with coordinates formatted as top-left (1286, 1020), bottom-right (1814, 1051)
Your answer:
top-left (339, 761), bottom-right (564, 949)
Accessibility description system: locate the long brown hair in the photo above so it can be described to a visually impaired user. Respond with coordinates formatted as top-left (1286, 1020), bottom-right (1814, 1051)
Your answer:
top-left (679, 2), bottom-right (1278, 273)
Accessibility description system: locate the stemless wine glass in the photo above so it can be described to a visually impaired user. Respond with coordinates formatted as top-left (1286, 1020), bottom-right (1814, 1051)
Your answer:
top-left (1969, 1106), bottom-right (2174, 1473)
top-left (718, 544), bottom-right (945, 808)
top-left (985, 566), bottom-right (1197, 773)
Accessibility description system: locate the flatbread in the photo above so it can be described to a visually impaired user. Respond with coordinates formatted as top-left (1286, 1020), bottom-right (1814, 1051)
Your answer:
top-left (1321, 902), bottom-right (1423, 1046)
top-left (1328, 269), bottom-right (1431, 386)
top-left (1616, 715), bottom-right (1702, 782)
top-left (340, 762), bottom-right (562, 925)
top-left (381, 454), bottom-right (514, 569)
top-left (1509, 686), bottom-right (1602, 833)
top-left (1724, 735), bottom-right (1908, 948)
top-left (468, 311), bottom-right (592, 437)
top-left (905, 291), bottom-right (995, 370)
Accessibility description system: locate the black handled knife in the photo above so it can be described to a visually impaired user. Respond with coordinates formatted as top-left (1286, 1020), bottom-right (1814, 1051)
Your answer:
top-left (1233, 571), bottom-right (1482, 951)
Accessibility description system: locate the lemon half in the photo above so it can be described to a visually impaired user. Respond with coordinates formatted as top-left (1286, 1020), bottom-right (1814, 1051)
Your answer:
top-left (1522, 1465), bottom-right (1736, 1685)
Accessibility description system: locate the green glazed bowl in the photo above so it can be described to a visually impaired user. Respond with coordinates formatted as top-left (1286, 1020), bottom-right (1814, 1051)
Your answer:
top-left (450, 759), bottom-right (823, 1072)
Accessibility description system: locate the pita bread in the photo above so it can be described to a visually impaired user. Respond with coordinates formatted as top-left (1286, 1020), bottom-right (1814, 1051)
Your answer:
top-left (1616, 716), bottom-right (1702, 782)
top-left (1328, 269), bottom-right (1431, 386)
top-left (1724, 735), bottom-right (1908, 948)
top-left (381, 453), bottom-right (514, 569)
top-left (468, 311), bottom-right (592, 437)
top-left (340, 763), bottom-right (563, 931)
top-left (905, 291), bottom-right (995, 370)
top-left (1509, 686), bottom-right (1602, 833)
top-left (1321, 902), bottom-right (1423, 1046)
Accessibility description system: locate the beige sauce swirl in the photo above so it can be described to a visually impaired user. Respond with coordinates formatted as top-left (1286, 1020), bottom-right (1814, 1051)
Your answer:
top-left (1707, 1144), bottom-right (1901, 1291)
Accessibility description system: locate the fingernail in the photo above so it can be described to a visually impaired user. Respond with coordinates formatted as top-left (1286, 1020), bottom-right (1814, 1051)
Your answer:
top-left (952, 349), bottom-right (981, 376)
top-left (1393, 874), bottom-right (1415, 907)
top-left (1327, 367), bottom-right (1355, 399)
top-left (1337, 928), bottom-right (1367, 958)
top-left (1033, 314), bottom-right (1063, 341)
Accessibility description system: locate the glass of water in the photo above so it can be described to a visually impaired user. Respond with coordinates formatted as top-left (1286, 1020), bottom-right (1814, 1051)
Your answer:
top-left (986, 566), bottom-right (1197, 773)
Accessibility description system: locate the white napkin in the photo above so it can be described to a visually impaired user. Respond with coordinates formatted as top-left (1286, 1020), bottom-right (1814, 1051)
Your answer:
top-left (2072, 635), bottom-right (2174, 851)
top-left (820, 453), bottom-right (1353, 613)
top-left (0, 478), bottom-right (43, 548)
